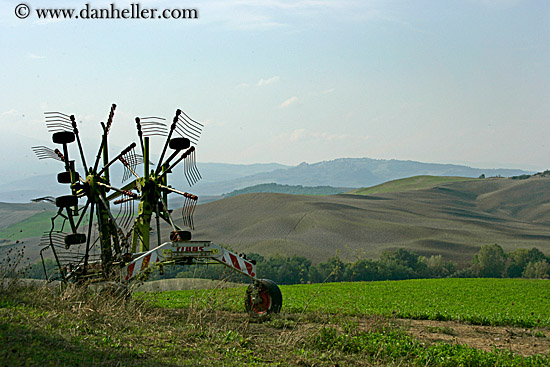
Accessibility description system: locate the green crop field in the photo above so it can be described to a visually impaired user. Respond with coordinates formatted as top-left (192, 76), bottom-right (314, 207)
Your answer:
top-left (139, 278), bottom-right (550, 328)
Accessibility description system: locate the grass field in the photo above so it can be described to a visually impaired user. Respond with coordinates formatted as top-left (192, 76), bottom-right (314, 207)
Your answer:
top-left (0, 211), bottom-right (56, 241)
top-left (138, 278), bottom-right (550, 328)
top-left (2, 278), bottom-right (550, 366)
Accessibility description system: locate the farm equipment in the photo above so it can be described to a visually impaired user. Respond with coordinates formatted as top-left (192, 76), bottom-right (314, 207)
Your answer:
top-left (32, 104), bottom-right (282, 317)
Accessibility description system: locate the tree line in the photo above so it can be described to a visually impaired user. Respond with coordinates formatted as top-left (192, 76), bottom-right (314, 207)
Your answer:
top-left (25, 244), bottom-right (550, 284)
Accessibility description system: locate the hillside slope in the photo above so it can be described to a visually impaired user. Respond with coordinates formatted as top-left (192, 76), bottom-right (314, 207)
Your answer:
top-left (4, 177), bottom-right (550, 267)
top-left (173, 177), bottom-right (550, 265)
top-left (347, 175), bottom-right (476, 195)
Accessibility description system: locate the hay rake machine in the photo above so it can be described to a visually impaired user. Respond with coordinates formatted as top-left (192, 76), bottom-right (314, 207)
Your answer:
top-left (32, 104), bottom-right (282, 317)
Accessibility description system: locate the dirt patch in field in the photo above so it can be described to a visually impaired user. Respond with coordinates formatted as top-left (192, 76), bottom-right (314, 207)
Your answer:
top-left (160, 309), bottom-right (549, 357)
top-left (400, 319), bottom-right (550, 356)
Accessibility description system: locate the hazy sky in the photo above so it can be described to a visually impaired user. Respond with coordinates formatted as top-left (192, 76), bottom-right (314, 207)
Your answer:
top-left (1, 0), bottom-right (549, 181)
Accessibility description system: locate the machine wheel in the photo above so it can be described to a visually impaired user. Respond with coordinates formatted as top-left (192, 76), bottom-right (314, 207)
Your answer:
top-left (245, 279), bottom-right (282, 318)
top-left (64, 233), bottom-right (86, 248)
top-left (169, 137), bottom-right (191, 151)
top-left (52, 131), bottom-right (75, 144)
top-left (58, 171), bottom-right (79, 184)
top-left (55, 195), bottom-right (78, 208)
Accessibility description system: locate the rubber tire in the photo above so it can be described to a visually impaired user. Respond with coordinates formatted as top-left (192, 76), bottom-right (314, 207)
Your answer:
top-left (52, 131), bottom-right (75, 144)
top-left (64, 233), bottom-right (86, 248)
top-left (245, 279), bottom-right (282, 319)
top-left (57, 171), bottom-right (79, 184)
top-left (55, 195), bottom-right (78, 208)
top-left (170, 230), bottom-right (192, 242)
top-left (169, 137), bottom-right (190, 151)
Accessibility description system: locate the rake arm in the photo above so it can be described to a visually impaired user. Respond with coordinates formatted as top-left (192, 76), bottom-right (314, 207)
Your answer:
top-left (93, 104), bottom-right (117, 172)
top-left (121, 241), bottom-right (257, 282)
top-left (69, 114), bottom-right (88, 174)
top-left (155, 111), bottom-right (180, 174)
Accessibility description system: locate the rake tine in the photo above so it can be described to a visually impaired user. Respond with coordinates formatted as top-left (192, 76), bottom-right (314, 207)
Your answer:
top-left (48, 129), bottom-right (72, 134)
top-left (174, 123), bottom-right (200, 144)
top-left (137, 116), bottom-right (168, 138)
top-left (31, 146), bottom-right (64, 161)
top-left (186, 154), bottom-right (198, 185)
top-left (141, 126), bottom-right (164, 131)
top-left (46, 125), bottom-right (72, 132)
top-left (175, 124), bottom-right (200, 144)
top-left (140, 116), bottom-right (166, 121)
top-left (178, 121), bottom-right (202, 138)
top-left (45, 111), bottom-right (71, 118)
top-left (45, 116), bottom-right (71, 121)
top-left (178, 113), bottom-right (203, 139)
top-left (119, 196), bottom-right (127, 228)
top-left (184, 155), bottom-right (192, 185)
top-left (45, 117), bottom-right (72, 123)
top-left (187, 196), bottom-right (194, 227)
top-left (128, 197), bottom-right (135, 229)
top-left (178, 115), bottom-right (203, 135)
top-left (187, 149), bottom-right (201, 185)
top-left (123, 196), bottom-right (130, 229)
top-left (141, 122), bottom-right (166, 125)
top-left (180, 110), bottom-right (204, 127)
top-left (45, 112), bottom-right (73, 133)
top-left (186, 147), bottom-right (198, 183)
top-left (118, 146), bottom-right (141, 183)
top-left (191, 149), bottom-right (202, 181)
top-left (189, 196), bottom-right (197, 230)
top-left (181, 193), bottom-right (189, 229)
top-left (141, 125), bottom-right (168, 136)
top-left (183, 154), bottom-right (192, 186)
top-left (46, 121), bottom-right (72, 127)
top-left (181, 197), bottom-right (188, 228)
top-left (141, 127), bottom-right (168, 133)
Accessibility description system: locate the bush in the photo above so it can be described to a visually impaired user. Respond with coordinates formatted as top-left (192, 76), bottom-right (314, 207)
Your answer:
top-left (472, 244), bottom-right (507, 278)
top-left (523, 260), bottom-right (550, 279)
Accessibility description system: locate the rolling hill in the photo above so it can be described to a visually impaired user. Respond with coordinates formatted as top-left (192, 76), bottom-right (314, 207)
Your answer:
top-left (347, 175), bottom-right (476, 195)
top-left (178, 176), bottom-right (550, 265)
top-left (3, 175), bottom-right (550, 268)
top-left (223, 183), bottom-right (351, 197)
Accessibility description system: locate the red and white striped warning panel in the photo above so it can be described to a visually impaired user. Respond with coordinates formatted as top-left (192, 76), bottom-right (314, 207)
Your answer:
top-left (124, 250), bottom-right (162, 281)
top-left (220, 252), bottom-right (256, 278)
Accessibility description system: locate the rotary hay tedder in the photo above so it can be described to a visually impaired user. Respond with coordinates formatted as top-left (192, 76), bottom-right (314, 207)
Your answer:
top-left (32, 104), bottom-right (282, 317)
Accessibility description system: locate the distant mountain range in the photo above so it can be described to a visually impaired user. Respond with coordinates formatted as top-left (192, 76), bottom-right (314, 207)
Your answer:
top-left (0, 157), bottom-right (531, 203)
top-left (189, 158), bottom-right (531, 196)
